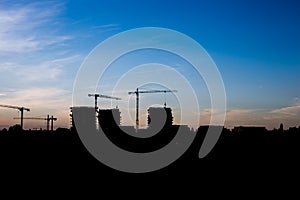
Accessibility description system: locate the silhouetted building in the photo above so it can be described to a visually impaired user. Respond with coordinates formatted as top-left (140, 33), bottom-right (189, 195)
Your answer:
top-left (70, 107), bottom-right (74, 129)
top-left (198, 125), bottom-right (224, 133)
top-left (288, 126), bottom-right (299, 134)
top-left (147, 107), bottom-right (173, 130)
top-left (233, 126), bottom-right (267, 134)
top-left (98, 108), bottom-right (121, 129)
top-left (279, 123), bottom-right (284, 132)
top-left (70, 107), bottom-right (97, 131)
top-left (8, 124), bottom-right (22, 132)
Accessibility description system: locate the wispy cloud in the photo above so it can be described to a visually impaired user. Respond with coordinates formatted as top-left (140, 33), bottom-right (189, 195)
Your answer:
top-left (0, 87), bottom-right (71, 109)
top-left (264, 103), bottom-right (300, 120)
top-left (0, 55), bottom-right (81, 84)
top-left (17, 55), bottom-right (81, 82)
top-left (0, 1), bottom-right (80, 129)
top-left (198, 108), bottom-right (257, 127)
top-left (0, 1), bottom-right (71, 53)
top-left (92, 24), bottom-right (119, 29)
top-left (226, 109), bottom-right (257, 117)
top-left (270, 106), bottom-right (300, 116)
top-left (91, 24), bottom-right (120, 33)
top-left (264, 97), bottom-right (300, 119)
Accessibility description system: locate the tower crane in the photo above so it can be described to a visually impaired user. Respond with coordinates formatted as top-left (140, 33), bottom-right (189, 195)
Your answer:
top-left (128, 88), bottom-right (177, 130)
top-left (0, 104), bottom-right (30, 130)
top-left (88, 93), bottom-right (121, 111)
top-left (13, 115), bottom-right (57, 131)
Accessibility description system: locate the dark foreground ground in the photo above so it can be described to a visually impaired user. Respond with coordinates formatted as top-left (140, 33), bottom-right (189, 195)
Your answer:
top-left (0, 127), bottom-right (299, 196)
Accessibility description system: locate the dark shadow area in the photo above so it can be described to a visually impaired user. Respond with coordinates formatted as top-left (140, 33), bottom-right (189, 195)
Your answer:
top-left (1, 107), bottom-right (299, 192)
top-left (0, 125), bottom-right (299, 197)
top-left (102, 125), bottom-right (179, 153)
top-left (1, 125), bottom-right (299, 174)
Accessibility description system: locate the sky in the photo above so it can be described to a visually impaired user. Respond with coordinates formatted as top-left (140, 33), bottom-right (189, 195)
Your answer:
top-left (0, 0), bottom-right (300, 130)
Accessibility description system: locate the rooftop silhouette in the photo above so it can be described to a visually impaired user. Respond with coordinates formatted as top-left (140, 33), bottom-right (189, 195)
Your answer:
top-left (1, 104), bottom-right (300, 181)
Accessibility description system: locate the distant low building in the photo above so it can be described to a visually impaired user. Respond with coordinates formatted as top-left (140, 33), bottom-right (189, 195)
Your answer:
top-left (198, 125), bottom-right (224, 132)
top-left (288, 126), bottom-right (299, 134)
top-left (232, 126), bottom-right (267, 134)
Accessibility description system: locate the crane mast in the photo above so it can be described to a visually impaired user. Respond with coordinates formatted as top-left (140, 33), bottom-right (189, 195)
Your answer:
top-left (128, 88), bottom-right (177, 130)
top-left (88, 93), bottom-right (121, 111)
top-left (13, 115), bottom-right (57, 131)
top-left (0, 104), bottom-right (30, 130)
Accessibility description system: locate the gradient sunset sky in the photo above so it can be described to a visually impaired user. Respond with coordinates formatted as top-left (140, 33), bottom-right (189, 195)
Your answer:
top-left (0, 0), bottom-right (300, 130)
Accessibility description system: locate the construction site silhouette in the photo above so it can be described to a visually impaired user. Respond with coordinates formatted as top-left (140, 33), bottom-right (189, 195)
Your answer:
top-left (1, 106), bottom-right (300, 178)
top-left (0, 96), bottom-right (299, 194)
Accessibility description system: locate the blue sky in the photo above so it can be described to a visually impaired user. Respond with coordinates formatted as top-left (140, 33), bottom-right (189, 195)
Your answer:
top-left (0, 0), bottom-right (300, 129)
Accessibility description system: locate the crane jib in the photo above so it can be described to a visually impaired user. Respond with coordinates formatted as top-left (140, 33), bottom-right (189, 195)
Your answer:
top-left (127, 88), bottom-right (178, 130)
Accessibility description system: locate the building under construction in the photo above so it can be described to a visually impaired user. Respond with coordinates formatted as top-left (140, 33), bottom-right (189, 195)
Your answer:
top-left (98, 108), bottom-right (121, 130)
top-left (70, 107), bottom-right (97, 131)
top-left (71, 106), bottom-right (175, 132)
top-left (70, 105), bottom-right (193, 152)
top-left (147, 107), bottom-right (173, 130)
